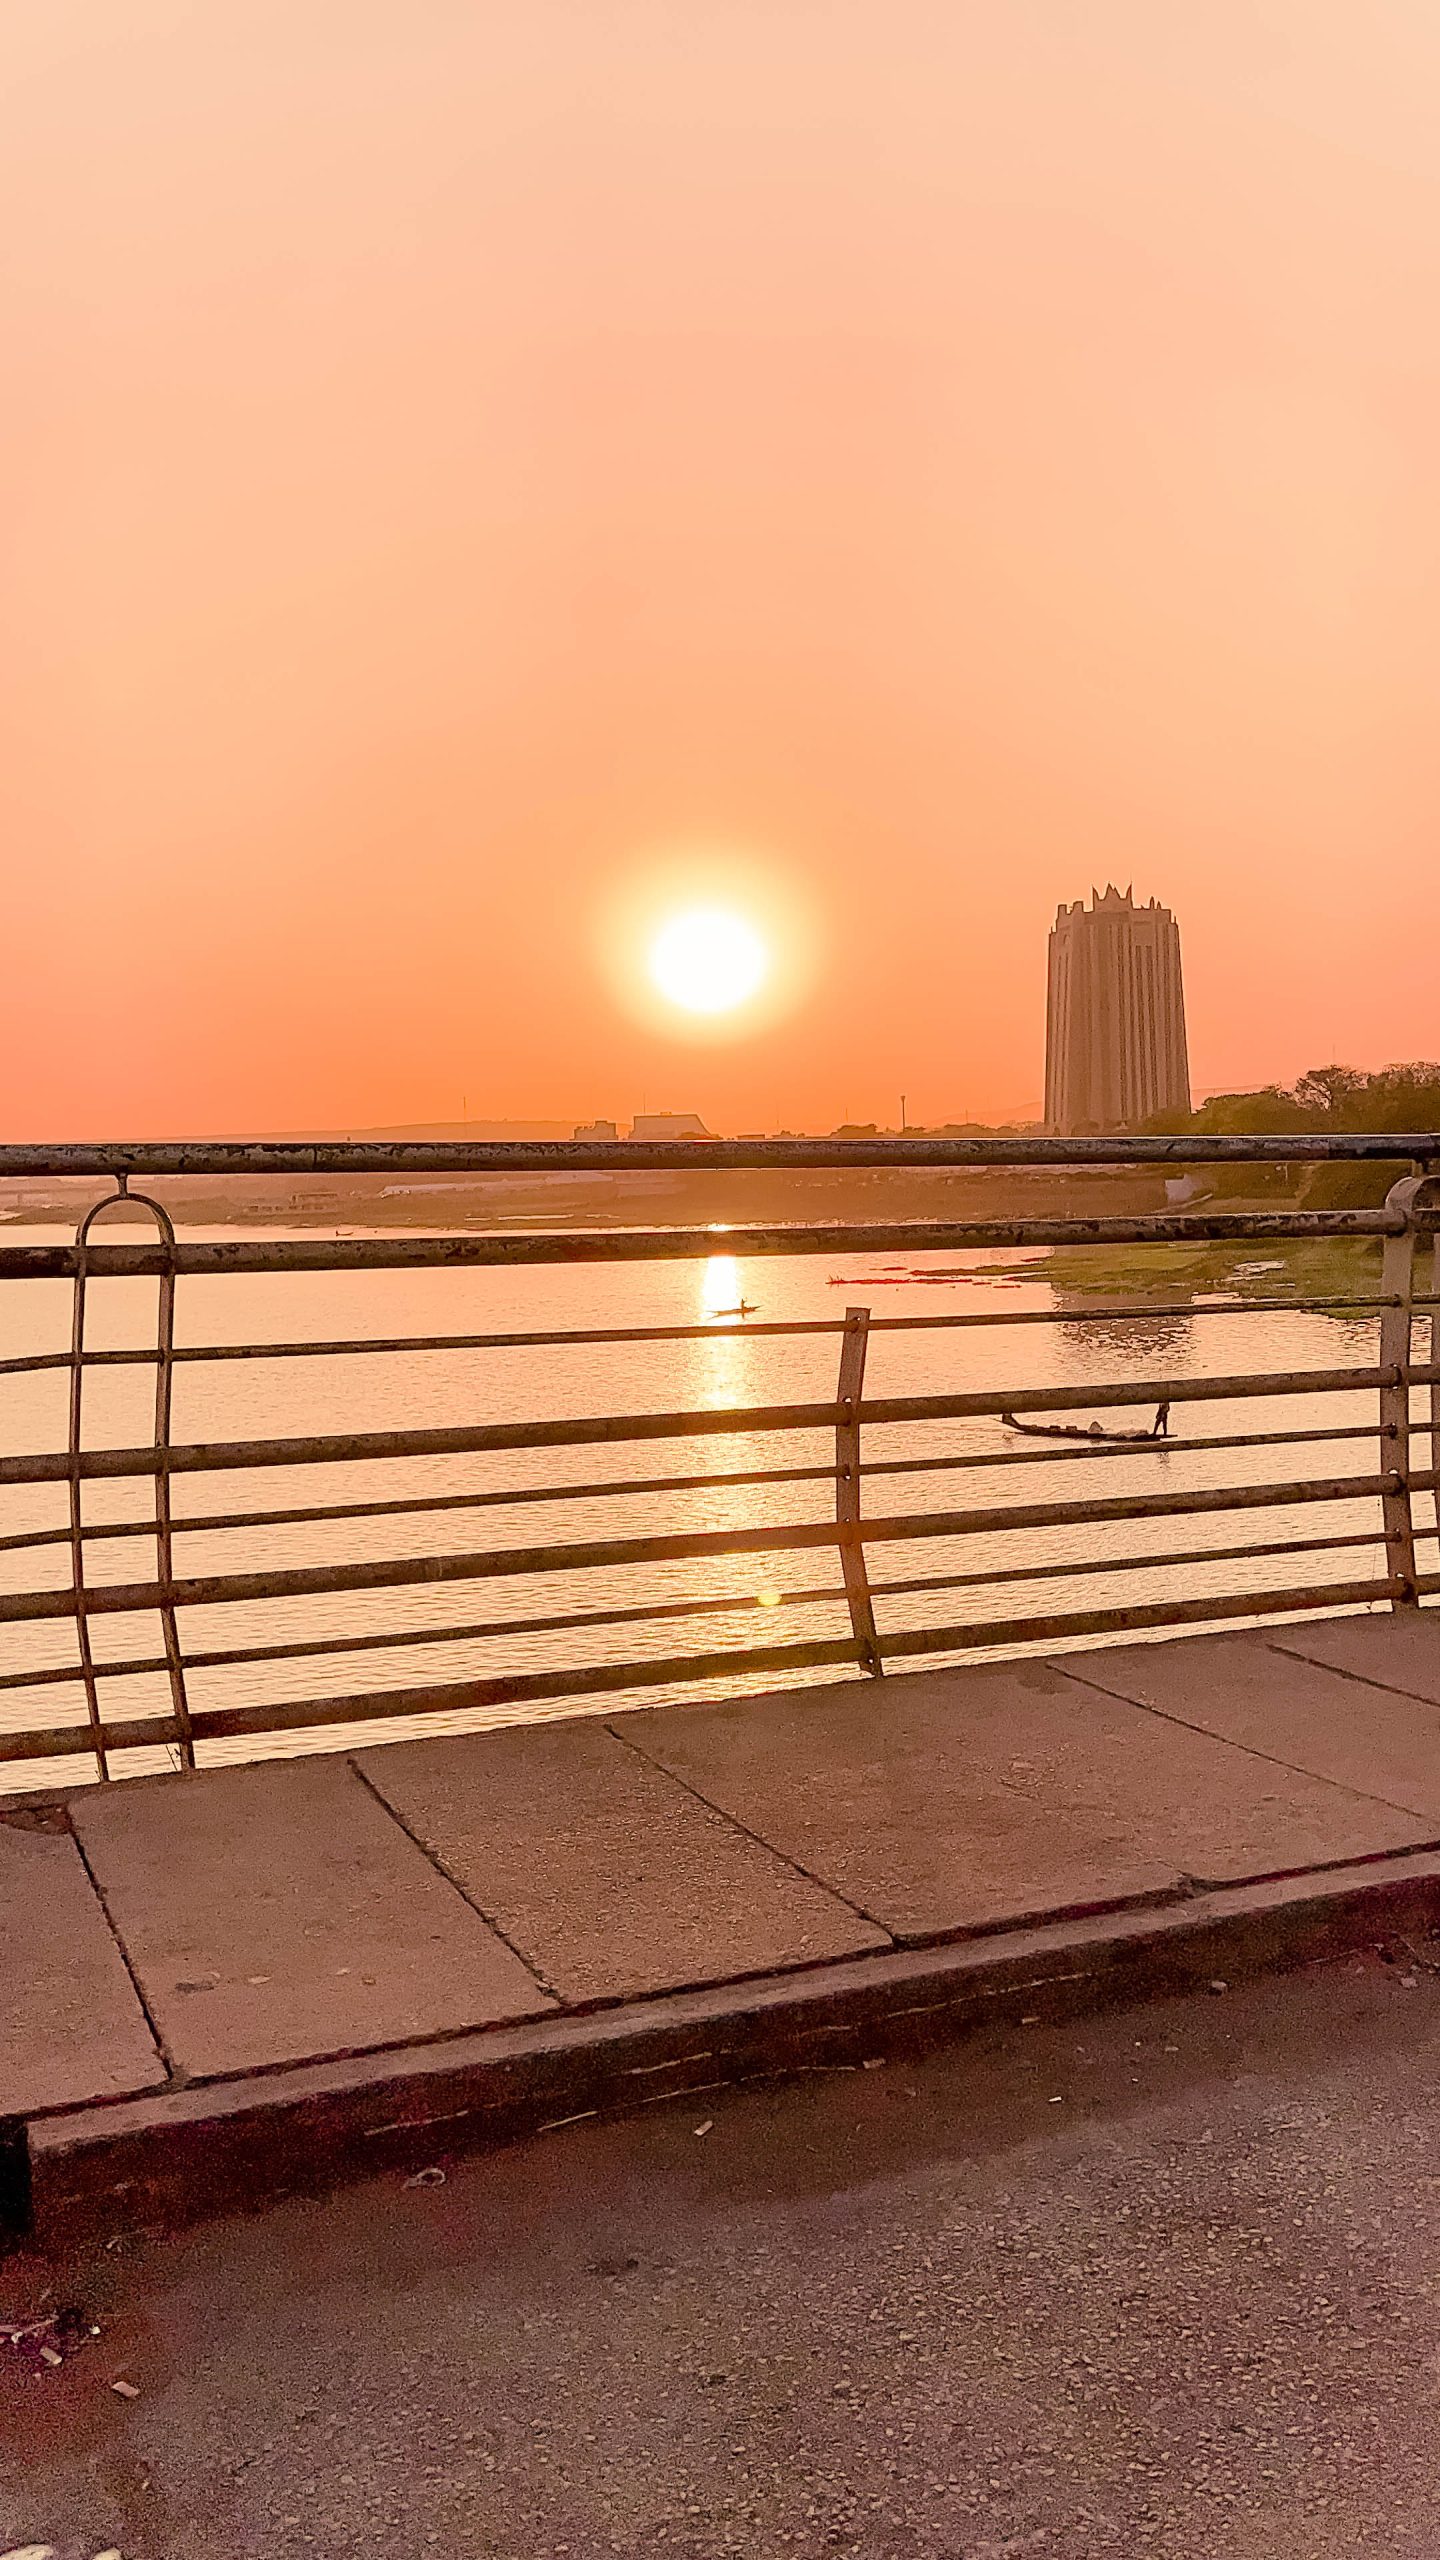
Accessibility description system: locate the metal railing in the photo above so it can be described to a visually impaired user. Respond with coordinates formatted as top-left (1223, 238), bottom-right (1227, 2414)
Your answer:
top-left (1, 1135), bottom-right (1437, 1793)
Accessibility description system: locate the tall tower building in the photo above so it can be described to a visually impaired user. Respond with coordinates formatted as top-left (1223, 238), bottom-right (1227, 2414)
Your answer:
top-left (1045, 885), bottom-right (1190, 1134)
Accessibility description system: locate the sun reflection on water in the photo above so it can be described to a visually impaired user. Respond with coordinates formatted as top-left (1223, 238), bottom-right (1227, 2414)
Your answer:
top-left (700, 1253), bottom-right (743, 1318)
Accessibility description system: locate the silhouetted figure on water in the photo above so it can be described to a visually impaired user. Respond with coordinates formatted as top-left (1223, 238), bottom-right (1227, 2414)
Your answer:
top-left (1001, 1400), bottom-right (1175, 1445)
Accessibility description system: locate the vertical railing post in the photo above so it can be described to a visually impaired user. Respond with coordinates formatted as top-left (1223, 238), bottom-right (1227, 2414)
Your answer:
top-left (1419, 1165), bottom-right (1440, 1586)
top-left (70, 1180), bottom-right (196, 1779)
top-left (836, 1304), bottom-right (883, 1677)
top-left (1379, 1176), bottom-right (1427, 1609)
top-left (68, 1196), bottom-right (111, 1781)
top-left (1431, 1178), bottom-right (1440, 1577)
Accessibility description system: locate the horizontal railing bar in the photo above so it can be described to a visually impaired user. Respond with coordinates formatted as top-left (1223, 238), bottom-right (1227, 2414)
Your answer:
top-left (29, 1573), bottom-right (1400, 1754)
top-left (0, 1632), bottom-right (876, 1759)
top-left (0, 1582), bottom-right (853, 1693)
top-left (0, 1462), bottom-right (842, 1554)
top-left (0, 1471), bottom-right (1398, 1625)
top-left (0, 1421), bottom-right (1387, 1559)
top-left (0, 1211), bottom-right (1425, 1283)
top-left (1, 1526), bottom-right (1383, 1704)
top-left (0, 1364), bottom-right (1417, 1487)
top-left (8, 1327), bottom-right (838, 1374)
top-left (0, 1292), bottom-right (1402, 1378)
top-left (866, 1527), bottom-right (1383, 1601)
top-left (861, 1423), bottom-right (1384, 1481)
top-left (0, 1396), bottom-right (840, 1484)
top-left (3, 1136), bottom-right (1439, 1174)
top-left (0, 1714), bottom-right (181, 1764)
top-left (877, 1578), bottom-right (1402, 1662)
top-left (0, 1654), bottom-right (154, 1695)
top-left (0, 1566), bottom-right (1409, 1765)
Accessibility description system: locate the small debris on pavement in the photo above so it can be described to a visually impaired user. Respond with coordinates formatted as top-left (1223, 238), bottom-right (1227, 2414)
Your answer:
top-left (1208, 1978), bottom-right (1228, 1994)
top-left (3, 2305), bottom-right (98, 2375)
top-left (111, 2378), bottom-right (140, 2400)
top-left (405, 2167), bottom-right (446, 2188)
top-left (861, 2057), bottom-right (886, 2070)
top-left (1, 2544), bottom-right (58, 2559)
top-left (693, 2120), bottom-right (714, 2137)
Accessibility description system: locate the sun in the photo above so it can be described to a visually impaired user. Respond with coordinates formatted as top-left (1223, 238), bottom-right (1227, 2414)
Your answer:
top-left (647, 907), bottom-right (770, 1015)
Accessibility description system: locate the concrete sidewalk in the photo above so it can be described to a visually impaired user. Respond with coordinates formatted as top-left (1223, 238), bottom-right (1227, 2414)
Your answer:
top-left (9, 1611), bottom-right (1440, 2243)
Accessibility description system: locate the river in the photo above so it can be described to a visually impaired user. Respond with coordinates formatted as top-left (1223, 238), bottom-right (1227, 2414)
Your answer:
top-left (0, 1230), bottom-right (1392, 1792)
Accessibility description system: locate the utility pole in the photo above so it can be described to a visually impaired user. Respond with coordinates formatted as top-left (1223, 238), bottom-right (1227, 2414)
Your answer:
top-left (900, 1093), bottom-right (907, 1132)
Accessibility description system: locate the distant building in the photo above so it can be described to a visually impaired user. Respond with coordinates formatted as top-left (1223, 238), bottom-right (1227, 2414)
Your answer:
top-left (1045, 885), bottom-right (1190, 1134)
top-left (629, 1112), bottom-right (713, 1141)
top-left (573, 1119), bottom-right (618, 1141)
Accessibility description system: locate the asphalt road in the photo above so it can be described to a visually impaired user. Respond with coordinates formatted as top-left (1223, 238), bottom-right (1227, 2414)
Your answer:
top-left (7, 1942), bottom-right (1440, 2558)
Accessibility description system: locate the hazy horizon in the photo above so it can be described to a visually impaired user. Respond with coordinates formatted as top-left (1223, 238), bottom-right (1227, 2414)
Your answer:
top-left (7, 3), bottom-right (1440, 1138)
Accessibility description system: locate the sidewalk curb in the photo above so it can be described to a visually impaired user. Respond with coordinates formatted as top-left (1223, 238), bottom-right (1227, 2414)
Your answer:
top-left (24, 1845), bottom-right (1440, 2250)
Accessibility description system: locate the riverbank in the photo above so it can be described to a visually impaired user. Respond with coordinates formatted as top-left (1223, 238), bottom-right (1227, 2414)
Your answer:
top-left (0, 1162), bottom-right (1171, 1232)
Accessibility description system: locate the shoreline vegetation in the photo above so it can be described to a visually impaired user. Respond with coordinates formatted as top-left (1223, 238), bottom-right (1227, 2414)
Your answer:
top-left (835, 1236), bottom-right (1387, 1302)
top-left (1024, 1236), bottom-right (1386, 1302)
top-left (2, 1066), bottom-right (1433, 1308)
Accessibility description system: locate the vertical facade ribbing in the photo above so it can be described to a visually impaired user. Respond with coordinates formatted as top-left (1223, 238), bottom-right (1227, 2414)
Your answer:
top-left (1045, 885), bottom-right (1190, 1134)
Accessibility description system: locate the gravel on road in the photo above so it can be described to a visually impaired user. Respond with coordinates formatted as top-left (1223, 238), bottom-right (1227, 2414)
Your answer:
top-left (6, 1942), bottom-right (1440, 2558)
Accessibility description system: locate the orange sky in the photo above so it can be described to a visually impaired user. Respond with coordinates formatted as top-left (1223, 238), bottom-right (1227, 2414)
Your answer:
top-left (5, 1), bottom-right (1439, 1136)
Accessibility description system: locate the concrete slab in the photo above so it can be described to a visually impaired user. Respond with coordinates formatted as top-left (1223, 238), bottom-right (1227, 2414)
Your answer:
top-left (357, 1721), bottom-right (889, 2004)
top-left (35, 1840), bottom-right (1440, 2250)
top-left (627, 1660), bottom-right (1435, 1934)
top-left (0, 1819), bottom-right (166, 2116)
top-left (70, 1759), bottom-right (554, 2080)
top-left (1271, 1611), bottom-right (1440, 1707)
top-left (1065, 1627), bottom-right (1440, 1827)
top-left (621, 1667), bottom-right (1183, 1939)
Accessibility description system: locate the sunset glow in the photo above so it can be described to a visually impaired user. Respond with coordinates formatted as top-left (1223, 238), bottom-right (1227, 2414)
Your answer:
top-left (6, 7), bottom-right (1440, 1133)
top-left (648, 910), bottom-right (770, 1017)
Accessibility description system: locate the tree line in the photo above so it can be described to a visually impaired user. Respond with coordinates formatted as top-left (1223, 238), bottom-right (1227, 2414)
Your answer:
top-left (1147, 1064), bottom-right (1440, 1204)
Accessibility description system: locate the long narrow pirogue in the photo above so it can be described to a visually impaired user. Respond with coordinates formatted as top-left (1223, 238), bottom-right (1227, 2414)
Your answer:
top-left (1001, 1402), bottom-right (1172, 1444)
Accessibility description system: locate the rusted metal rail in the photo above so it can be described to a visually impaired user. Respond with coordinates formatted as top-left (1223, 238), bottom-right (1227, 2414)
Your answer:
top-left (0, 1291), bottom-right (1423, 1379)
top-left (0, 1364), bottom-right (1424, 1488)
top-left (0, 1209), bottom-right (1427, 1281)
top-left (1, 1131), bottom-right (1439, 1173)
top-left (1, 1139), bottom-right (1437, 1791)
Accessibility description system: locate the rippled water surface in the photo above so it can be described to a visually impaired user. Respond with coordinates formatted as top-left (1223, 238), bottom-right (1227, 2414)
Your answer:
top-left (0, 1228), bottom-right (1401, 1791)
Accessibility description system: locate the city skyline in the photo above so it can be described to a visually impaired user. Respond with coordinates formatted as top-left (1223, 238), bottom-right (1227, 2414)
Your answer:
top-left (118, 883), bottom-right (1420, 1140)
